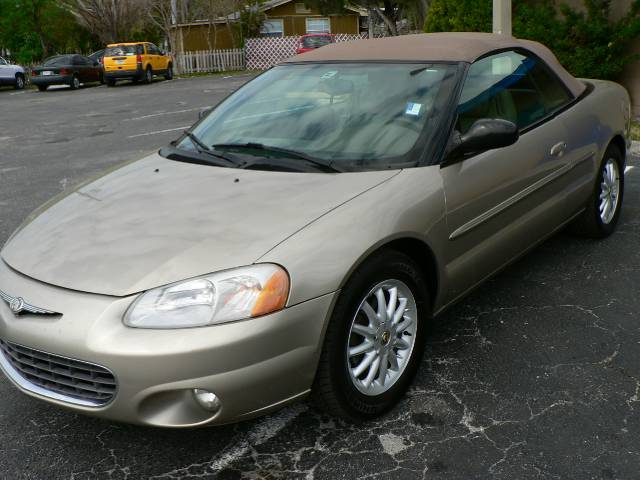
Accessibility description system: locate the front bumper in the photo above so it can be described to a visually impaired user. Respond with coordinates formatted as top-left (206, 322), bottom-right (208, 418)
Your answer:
top-left (0, 260), bottom-right (335, 427)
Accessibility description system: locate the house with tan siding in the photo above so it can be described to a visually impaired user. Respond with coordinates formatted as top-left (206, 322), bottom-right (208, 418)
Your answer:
top-left (174, 0), bottom-right (364, 53)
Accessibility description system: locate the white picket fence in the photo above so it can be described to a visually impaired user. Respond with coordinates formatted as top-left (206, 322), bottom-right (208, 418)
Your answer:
top-left (174, 34), bottom-right (377, 74)
top-left (175, 48), bottom-right (245, 74)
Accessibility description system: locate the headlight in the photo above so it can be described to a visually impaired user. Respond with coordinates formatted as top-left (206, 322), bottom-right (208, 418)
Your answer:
top-left (124, 264), bottom-right (289, 329)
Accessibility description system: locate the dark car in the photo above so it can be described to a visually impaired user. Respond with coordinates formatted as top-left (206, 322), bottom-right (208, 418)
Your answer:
top-left (296, 34), bottom-right (335, 54)
top-left (88, 49), bottom-right (105, 64)
top-left (31, 55), bottom-right (102, 91)
top-left (88, 49), bottom-right (106, 84)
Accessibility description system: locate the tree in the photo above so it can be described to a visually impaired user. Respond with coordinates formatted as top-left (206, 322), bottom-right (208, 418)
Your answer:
top-left (305, 0), bottom-right (424, 36)
top-left (61, 0), bottom-right (152, 44)
top-left (424, 0), bottom-right (640, 81)
top-left (0, 0), bottom-right (98, 62)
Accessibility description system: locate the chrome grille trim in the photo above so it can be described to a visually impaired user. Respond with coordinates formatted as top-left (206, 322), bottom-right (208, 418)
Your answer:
top-left (0, 339), bottom-right (117, 408)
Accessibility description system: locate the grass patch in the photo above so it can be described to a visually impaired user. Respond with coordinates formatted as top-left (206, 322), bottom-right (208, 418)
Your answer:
top-left (630, 120), bottom-right (640, 142)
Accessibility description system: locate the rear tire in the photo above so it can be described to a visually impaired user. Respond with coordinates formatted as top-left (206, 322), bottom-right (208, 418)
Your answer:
top-left (143, 66), bottom-right (153, 84)
top-left (312, 249), bottom-right (429, 421)
top-left (106, 78), bottom-right (116, 87)
top-left (37, 84), bottom-right (48, 92)
top-left (570, 144), bottom-right (624, 238)
top-left (14, 74), bottom-right (25, 90)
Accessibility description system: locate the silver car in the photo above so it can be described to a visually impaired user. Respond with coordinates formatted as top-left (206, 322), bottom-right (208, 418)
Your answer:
top-left (0, 33), bottom-right (630, 427)
top-left (0, 56), bottom-right (26, 90)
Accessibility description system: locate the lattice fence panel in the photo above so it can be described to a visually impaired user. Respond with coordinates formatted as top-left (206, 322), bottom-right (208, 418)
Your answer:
top-left (245, 34), bottom-right (371, 70)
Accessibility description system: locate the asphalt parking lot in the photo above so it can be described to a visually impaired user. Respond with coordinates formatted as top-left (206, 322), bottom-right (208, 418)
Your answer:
top-left (1, 75), bottom-right (640, 480)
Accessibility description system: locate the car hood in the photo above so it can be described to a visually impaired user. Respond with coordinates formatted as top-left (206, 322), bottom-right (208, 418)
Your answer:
top-left (1, 153), bottom-right (397, 297)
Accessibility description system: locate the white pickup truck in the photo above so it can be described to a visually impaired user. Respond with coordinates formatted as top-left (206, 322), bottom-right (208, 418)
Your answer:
top-left (0, 56), bottom-right (26, 89)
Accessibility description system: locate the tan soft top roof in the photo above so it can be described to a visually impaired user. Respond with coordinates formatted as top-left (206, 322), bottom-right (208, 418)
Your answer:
top-left (285, 32), bottom-right (585, 97)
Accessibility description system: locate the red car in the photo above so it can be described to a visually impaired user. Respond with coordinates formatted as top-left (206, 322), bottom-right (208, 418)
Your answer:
top-left (296, 34), bottom-right (336, 54)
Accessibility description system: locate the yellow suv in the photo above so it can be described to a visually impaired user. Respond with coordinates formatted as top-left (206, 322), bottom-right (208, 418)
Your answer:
top-left (103, 42), bottom-right (173, 86)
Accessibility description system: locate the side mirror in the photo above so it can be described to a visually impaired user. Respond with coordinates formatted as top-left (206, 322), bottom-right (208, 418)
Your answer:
top-left (160, 50), bottom-right (166, 56)
top-left (199, 108), bottom-right (213, 120)
top-left (447, 118), bottom-right (518, 162)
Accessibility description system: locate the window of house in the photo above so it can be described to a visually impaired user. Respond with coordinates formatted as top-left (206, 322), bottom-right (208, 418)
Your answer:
top-left (295, 3), bottom-right (311, 13)
top-left (306, 18), bottom-right (331, 34)
top-left (261, 19), bottom-right (285, 38)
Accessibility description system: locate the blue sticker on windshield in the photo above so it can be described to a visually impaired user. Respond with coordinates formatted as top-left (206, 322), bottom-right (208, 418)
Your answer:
top-left (405, 103), bottom-right (422, 116)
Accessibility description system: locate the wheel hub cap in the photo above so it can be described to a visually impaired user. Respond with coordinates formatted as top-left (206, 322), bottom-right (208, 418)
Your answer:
top-left (346, 279), bottom-right (418, 396)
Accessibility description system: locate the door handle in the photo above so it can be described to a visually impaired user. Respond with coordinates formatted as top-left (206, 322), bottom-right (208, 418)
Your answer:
top-left (550, 142), bottom-right (567, 157)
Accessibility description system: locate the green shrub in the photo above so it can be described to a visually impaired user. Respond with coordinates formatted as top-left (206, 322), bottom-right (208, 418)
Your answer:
top-left (425, 0), bottom-right (640, 80)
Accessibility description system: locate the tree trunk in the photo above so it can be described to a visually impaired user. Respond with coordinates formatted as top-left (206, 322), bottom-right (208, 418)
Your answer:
top-left (374, 5), bottom-right (398, 36)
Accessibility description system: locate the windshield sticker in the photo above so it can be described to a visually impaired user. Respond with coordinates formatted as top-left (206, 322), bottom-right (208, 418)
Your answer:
top-left (405, 103), bottom-right (422, 116)
top-left (321, 71), bottom-right (338, 80)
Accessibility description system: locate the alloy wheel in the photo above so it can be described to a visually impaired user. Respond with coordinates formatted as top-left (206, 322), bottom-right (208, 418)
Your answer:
top-left (346, 279), bottom-right (418, 396)
top-left (599, 158), bottom-right (620, 225)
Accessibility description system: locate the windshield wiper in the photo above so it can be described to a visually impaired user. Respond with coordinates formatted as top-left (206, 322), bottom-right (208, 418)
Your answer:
top-left (213, 143), bottom-right (342, 173)
top-left (182, 131), bottom-right (240, 167)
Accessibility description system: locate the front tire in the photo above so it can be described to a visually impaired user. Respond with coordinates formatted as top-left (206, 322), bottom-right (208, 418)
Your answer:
top-left (571, 144), bottom-right (624, 238)
top-left (14, 74), bottom-right (25, 90)
top-left (312, 250), bottom-right (429, 421)
top-left (70, 74), bottom-right (80, 90)
top-left (165, 64), bottom-right (173, 80)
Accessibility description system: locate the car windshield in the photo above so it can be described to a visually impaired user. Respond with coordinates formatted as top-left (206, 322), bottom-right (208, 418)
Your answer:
top-left (44, 56), bottom-right (72, 66)
top-left (105, 45), bottom-right (140, 56)
top-left (301, 36), bottom-right (333, 49)
top-left (179, 63), bottom-right (458, 171)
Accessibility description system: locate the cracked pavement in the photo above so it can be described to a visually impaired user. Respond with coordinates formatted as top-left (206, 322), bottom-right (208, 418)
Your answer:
top-left (1, 76), bottom-right (639, 479)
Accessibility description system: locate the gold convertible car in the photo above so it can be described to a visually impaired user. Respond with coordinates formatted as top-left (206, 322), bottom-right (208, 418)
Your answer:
top-left (0, 33), bottom-right (630, 427)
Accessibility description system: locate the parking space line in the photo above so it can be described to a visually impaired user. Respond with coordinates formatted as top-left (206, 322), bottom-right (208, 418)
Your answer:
top-left (127, 126), bottom-right (190, 139)
top-left (125, 107), bottom-right (211, 121)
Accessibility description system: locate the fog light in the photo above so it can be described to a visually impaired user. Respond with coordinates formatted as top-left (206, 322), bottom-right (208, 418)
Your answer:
top-left (193, 389), bottom-right (222, 413)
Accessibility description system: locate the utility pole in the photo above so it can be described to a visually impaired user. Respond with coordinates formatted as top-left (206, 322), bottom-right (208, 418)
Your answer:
top-left (493, 0), bottom-right (512, 36)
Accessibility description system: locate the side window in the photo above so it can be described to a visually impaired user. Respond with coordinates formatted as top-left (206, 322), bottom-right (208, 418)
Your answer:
top-left (529, 62), bottom-right (573, 113)
top-left (457, 51), bottom-right (571, 134)
top-left (148, 44), bottom-right (159, 55)
top-left (0, 57), bottom-right (6, 66)
top-left (137, 44), bottom-right (145, 55)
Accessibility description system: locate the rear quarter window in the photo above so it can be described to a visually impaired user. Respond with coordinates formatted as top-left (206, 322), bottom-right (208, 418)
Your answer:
top-left (529, 63), bottom-right (573, 113)
top-left (44, 56), bottom-right (72, 66)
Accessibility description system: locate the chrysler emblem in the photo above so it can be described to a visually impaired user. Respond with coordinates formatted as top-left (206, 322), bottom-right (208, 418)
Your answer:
top-left (9, 297), bottom-right (25, 314)
top-left (0, 289), bottom-right (58, 316)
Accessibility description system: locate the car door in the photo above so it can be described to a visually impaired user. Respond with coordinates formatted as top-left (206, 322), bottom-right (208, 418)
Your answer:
top-left (82, 55), bottom-right (99, 82)
top-left (0, 57), bottom-right (10, 82)
top-left (71, 56), bottom-right (86, 81)
top-left (440, 50), bottom-right (576, 302)
top-left (145, 43), bottom-right (156, 70)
